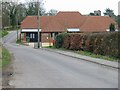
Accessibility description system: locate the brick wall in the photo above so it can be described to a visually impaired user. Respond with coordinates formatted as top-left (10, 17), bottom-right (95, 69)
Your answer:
top-left (42, 33), bottom-right (50, 43)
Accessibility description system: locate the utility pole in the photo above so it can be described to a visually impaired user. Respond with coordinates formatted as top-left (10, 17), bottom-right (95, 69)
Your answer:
top-left (37, 0), bottom-right (40, 48)
top-left (16, 0), bottom-right (18, 41)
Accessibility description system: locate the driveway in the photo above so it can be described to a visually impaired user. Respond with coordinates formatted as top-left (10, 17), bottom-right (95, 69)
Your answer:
top-left (3, 31), bottom-right (118, 88)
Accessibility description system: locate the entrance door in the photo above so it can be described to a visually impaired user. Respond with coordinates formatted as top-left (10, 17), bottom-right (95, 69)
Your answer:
top-left (26, 32), bottom-right (38, 42)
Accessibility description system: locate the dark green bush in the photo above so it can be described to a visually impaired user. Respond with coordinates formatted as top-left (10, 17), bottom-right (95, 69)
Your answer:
top-left (109, 23), bottom-right (115, 31)
top-left (55, 33), bottom-right (68, 48)
top-left (2, 30), bottom-right (8, 37)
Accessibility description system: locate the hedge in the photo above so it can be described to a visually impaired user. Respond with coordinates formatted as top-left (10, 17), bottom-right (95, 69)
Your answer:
top-left (55, 32), bottom-right (120, 58)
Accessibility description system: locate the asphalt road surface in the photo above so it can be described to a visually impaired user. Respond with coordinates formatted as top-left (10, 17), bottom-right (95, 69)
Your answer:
top-left (3, 31), bottom-right (118, 88)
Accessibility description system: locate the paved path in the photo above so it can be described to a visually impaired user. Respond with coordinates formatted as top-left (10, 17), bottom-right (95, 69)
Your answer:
top-left (3, 31), bottom-right (118, 88)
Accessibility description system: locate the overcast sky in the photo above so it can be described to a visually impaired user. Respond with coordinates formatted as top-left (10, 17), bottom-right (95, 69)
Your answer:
top-left (19, 0), bottom-right (120, 15)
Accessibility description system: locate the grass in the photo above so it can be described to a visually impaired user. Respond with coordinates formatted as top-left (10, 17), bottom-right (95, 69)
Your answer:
top-left (0, 47), bottom-right (11, 68)
top-left (3, 26), bottom-right (20, 31)
top-left (44, 45), bottom-right (56, 49)
top-left (46, 46), bottom-right (119, 62)
top-left (0, 30), bottom-right (11, 68)
top-left (16, 39), bottom-right (22, 44)
top-left (75, 50), bottom-right (119, 62)
top-left (0, 29), bottom-right (10, 68)
top-left (0, 47), bottom-right (2, 68)
top-left (0, 30), bottom-right (8, 37)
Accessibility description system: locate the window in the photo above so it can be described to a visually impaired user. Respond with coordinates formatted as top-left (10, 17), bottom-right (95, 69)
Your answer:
top-left (33, 33), bottom-right (35, 38)
top-left (30, 33), bottom-right (35, 39)
top-left (30, 33), bottom-right (32, 38)
top-left (106, 29), bottom-right (110, 32)
top-left (67, 28), bottom-right (80, 32)
top-left (52, 33), bottom-right (55, 40)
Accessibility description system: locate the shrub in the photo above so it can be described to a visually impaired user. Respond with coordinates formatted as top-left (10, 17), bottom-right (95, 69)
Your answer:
top-left (16, 39), bottom-right (22, 44)
top-left (55, 33), bottom-right (68, 48)
top-left (85, 36), bottom-right (89, 51)
top-left (93, 33), bottom-right (105, 55)
top-left (63, 34), bottom-right (70, 49)
top-left (88, 33), bottom-right (98, 52)
top-left (105, 32), bottom-right (118, 57)
top-left (109, 23), bottom-right (115, 32)
top-left (55, 32), bottom-right (119, 58)
top-left (2, 30), bottom-right (8, 37)
top-left (69, 34), bottom-right (82, 50)
top-left (81, 34), bottom-right (88, 51)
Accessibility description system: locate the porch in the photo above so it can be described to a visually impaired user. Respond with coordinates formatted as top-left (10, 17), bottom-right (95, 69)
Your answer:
top-left (20, 31), bottom-right (57, 47)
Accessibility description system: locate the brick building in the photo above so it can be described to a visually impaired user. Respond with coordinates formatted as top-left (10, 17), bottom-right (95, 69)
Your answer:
top-left (20, 11), bottom-right (118, 47)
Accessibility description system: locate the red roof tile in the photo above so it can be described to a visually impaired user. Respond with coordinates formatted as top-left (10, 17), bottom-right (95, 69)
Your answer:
top-left (56, 11), bottom-right (85, 28)
top-left (80, 16), bottom-right (117, 32)
top-left (21, 16), bottom-right (53, 29)
top-left (21, 11), bottom-right (117, 32)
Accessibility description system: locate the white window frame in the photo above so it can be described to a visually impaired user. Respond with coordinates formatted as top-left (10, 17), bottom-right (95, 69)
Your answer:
top-left (67, 28), bottom-right (80, 32)
top-left (52, 33), bottom-right (55, 40)
top-left (106, 29), bottom-right (110, 32)
top-left (22, 29), bottom-right (41, 32)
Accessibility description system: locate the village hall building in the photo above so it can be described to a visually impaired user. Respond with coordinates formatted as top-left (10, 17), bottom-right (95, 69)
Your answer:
top-left (20, 11), bottom-right (118, 47)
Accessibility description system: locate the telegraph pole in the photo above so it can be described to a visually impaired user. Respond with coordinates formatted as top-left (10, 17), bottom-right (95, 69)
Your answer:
top-left (16, 0), bottom-right (18, 41)
top-left (37, 0), bottom-right (40, 48)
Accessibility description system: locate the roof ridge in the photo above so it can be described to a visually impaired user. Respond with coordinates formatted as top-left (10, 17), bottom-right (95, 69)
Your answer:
top-left (58, 11), bottom-right (80, 13)
top-left (57, 11), bottom-right (82, 15)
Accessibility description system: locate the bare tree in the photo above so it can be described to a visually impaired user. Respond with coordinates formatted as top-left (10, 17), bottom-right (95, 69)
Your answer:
top-left (1, 0), bottom-right (46, 29)
top-left (47, 9), bottom-right (58, 16)
top-left (25, 0), bottom-right (46, 16)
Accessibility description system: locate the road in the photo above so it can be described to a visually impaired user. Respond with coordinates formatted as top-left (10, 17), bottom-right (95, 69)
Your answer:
top-left (3, 31), bottom-right (118, 88)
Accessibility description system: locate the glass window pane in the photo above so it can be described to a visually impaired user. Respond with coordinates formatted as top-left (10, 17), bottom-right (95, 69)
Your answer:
top-left (30, 33), bottom-right (32, 38)
top-left (33, 34), bottom-right (35, 38)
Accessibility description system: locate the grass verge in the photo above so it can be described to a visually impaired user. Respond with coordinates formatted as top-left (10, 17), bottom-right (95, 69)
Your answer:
top-left (0, 30), bottom-right (8, 37)
top-left (43, 45), bottom-right (56, 49)
top-left (16, 39), bottom-right (22, 44)
top-left (46, 46), bottom-right (119, 62)
top-left (0, 47), bottom-right (11, 68)
top-left (75, 50), bottom-right (119, 62)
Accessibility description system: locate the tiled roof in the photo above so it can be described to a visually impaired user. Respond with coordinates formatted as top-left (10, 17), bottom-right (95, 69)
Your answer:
top-left (80, 16), bottom-right (117, 32)
top-left (56, 11), bottom-right (85, 28)
top-left (43, 17), bottom-right (65, 32)
top-left (21, 16), bottom-right (53, 29)
top-left (21, 11), bottom-right (117, 32)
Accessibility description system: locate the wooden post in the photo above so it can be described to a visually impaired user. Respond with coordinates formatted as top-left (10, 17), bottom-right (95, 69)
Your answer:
top-left (24, 33), bottom-right (26, 42)
top-left (49, 33), bottom-right (52, 46)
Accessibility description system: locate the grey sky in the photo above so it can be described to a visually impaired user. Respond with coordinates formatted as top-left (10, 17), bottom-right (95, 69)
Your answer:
top-left (19, 0), bottom-right (120, 15)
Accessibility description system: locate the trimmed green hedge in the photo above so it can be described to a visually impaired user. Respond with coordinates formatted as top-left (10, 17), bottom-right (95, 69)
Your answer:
top-left (55, 32), bottom-right (120, 58)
